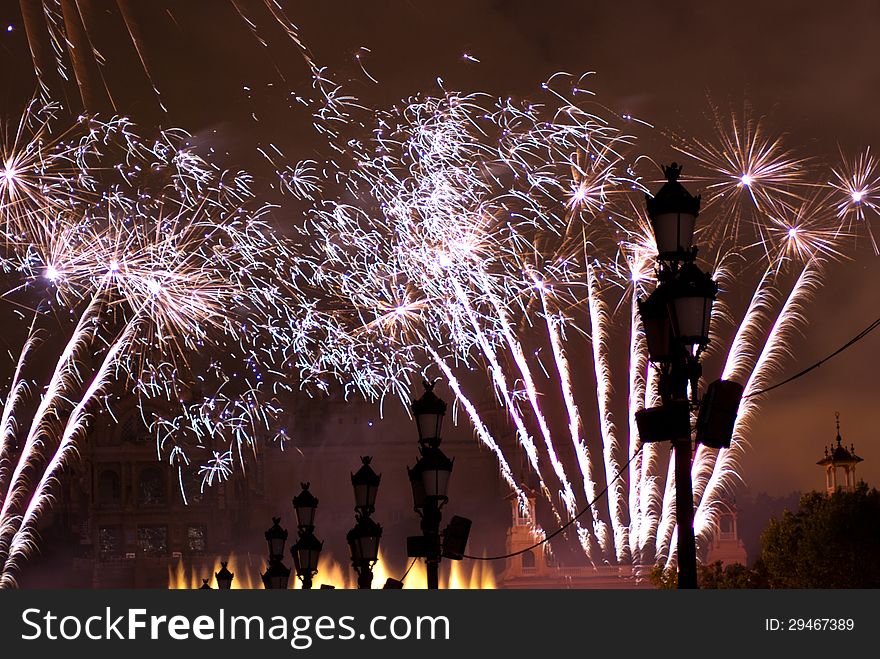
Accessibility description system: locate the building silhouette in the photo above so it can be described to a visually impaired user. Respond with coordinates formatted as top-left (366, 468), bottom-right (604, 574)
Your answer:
top-left (497, 490), bottom-right (650, 588)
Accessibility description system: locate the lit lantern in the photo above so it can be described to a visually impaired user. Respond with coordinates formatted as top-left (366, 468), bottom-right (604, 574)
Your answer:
top-left (667, 262), bottom-right (718, 349)
top-left (645, 162), bottom-right (701, 261)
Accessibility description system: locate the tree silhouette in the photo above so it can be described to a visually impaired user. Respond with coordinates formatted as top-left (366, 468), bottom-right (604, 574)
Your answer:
top-left (761, 483), bottom-right (880, 588)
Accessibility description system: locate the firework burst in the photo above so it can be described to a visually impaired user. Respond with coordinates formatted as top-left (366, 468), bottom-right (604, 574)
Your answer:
top-left (0, 103), bottom-right (294, 586)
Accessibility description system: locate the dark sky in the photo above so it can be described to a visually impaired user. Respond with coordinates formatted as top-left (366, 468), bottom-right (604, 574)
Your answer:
top-left (1, 0), bottom-right (878, 496)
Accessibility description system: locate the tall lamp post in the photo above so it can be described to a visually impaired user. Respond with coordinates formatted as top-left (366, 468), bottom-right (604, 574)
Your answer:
top-left (408, 380), bottom-right (454, 590)
top-left (637, 163), bottom-right (717, 590)
top-left (347, 457), bottom-right (382, 589)
top-left (261, 517), bottom-right (291, 589)
top-left (291, 483), bottom-right (323, 589)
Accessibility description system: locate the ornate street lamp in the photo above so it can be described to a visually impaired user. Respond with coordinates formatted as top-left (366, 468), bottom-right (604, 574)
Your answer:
top-left (262, 517), bottom-right (291, 589)
top-left (292, 532), bottom-right (323, 590)
top-left (347, 515), bottom-right (383, 589)
top-left (667, 261), bottom-right (718, 350)
top-left (199, 578), bottom-right (212, 590)
top-left (645, 162), bottom-right (701, 261)
top-left (293, 482), bottom-right (319, 532)
top-left (415, 446), bottom-right (453, 504)
top-left (215, 561), bottom-right (234, 590)
top-left (261, 559), bottom-right (291, 590)
top-left (351, 457), bottom-right (381, 515)
top-left (412, 379), bottom-right (446, 448)
top-left (407, 381), bottom-right (455, 589)
top-left (264, 517), bottom-right (288, 561)
top-left (636, 163), bottom-right (731, 590)
top-left (348, 456), bottom-right (382, 589)
top-left (291, 482), bottom-right (323, 589)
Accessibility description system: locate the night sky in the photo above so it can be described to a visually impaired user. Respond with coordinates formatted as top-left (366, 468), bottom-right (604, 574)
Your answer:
top-left (1, 0), bottom-right (878, 496)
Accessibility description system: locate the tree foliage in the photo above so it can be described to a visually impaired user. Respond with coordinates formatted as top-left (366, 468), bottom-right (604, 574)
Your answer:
top-left (760, 484), bottom-right (880, 588)
top-left (649, 561), bottom-right (766, 589)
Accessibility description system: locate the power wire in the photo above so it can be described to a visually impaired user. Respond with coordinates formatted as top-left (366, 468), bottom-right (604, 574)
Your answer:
top-left (396, 557), bottom-right (418, 583)
top-left (461, 314), bottom-right (880, 562)
top-left (743, 315), bottom-right (880, 399)
top-left (462, 446), bottom-right (643, 561)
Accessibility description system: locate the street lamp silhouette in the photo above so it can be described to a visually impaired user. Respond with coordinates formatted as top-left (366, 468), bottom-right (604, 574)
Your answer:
top-left (637, 163), bottom-right (742, 589)
top-left (215, 561), bottom-right (234, 590)
top-left (347, 457), bottom-right (382, 589)
top-left (261, 517), bottom-right (291, 589)
top-left (291, 483), bottom-right (323, 589)
top-left (407, 380), bottom-right (454, 590)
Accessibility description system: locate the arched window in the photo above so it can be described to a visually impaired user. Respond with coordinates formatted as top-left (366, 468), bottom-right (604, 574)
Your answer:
top-left (521, 550), bottom-right (536, 571)
top-left (97, 470), bottom-right (121, 506)
top-left (137, 467), bottom-right (165, 505)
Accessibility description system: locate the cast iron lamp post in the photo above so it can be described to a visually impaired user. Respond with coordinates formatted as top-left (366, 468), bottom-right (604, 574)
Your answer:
top-left (347, 457), bottom-right (382, 589)
top-left (408, 380), bottom-right (453, 590)
top-left (291, 482), bottom-right (323, 589)
top-left (637, 163), bottom-right (717, 590)
top-left (261, 517), bottom-right (291, 589)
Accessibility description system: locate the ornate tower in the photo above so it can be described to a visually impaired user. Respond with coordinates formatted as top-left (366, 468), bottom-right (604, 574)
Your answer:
top-left (817, 413), bottom-right (863, 494)
top-left (500, 489), bottom-right (547, 580)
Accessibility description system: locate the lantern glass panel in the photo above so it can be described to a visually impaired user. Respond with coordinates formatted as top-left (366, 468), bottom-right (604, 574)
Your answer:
top-left (670, 295), bottom-right (713, 346)
top-left (409, 466), bottom-right (426, 509)
top-left (422, 466), bottom-right (452, 499)
top-left (353, 483), bottom-right (377, 511)
top-left (295, 505), bottom-right (316, 529)
top-left (296, 548), bottom-right (320, 574)
top-left (268, 536), bottom-right (285, 558)
top-left (357, 534), bottom-right (380, 563)
top-left (643, 313), bottom-right (673, 362)
top-left (416, 412), bottom-right (443, 444)
top-left (652, 212), bottom-right (695, 256)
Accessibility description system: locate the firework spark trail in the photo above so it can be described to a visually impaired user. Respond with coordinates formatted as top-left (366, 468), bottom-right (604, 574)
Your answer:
top-left (58, 0), bottom-right (114, 111)
top-left (638, 366), bottom-right (663, 559)
top-left (0, 293), bottom-right (102, 570)
top-left (541, 289), bottom-right (610, 561)
top-left (114, 0), bottom-right (167, 112)
top-left (0, 105), bottom-right (297, 582)
top-left (428, 347), bottom-right (531, 516)
top-left (691, 265), bottom-right (777, 505)
top-left (587, 263), bottom-right (628, 561)
top-left (0, 317), bottom-right (141, 587)
top-left (483, 279), bottom-right (581, 534)
top-left (656, 448), bottom-right (678, 565)
top-left (449, 279), bottom-right (564, 525)
top-left (18, 1), bottom-right (53, 103)
top-left (693, 261), bottom-right (823, 550)
top-left (626, 294), bottom-right (647, 564)
top-left (541, 288), bottom-right (608, 558)
top-left (0, 318), bottom-right (40, 500)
